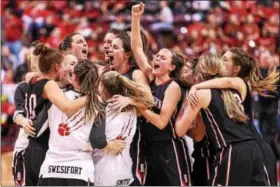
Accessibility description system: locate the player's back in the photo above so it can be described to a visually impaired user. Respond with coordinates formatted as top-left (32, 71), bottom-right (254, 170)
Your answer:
top-left (201, 89), bottom-right (257, 153)
top-left (93, 104), bottom-right (137, 186)
top-left (40, 89), bottom-right (95, 183)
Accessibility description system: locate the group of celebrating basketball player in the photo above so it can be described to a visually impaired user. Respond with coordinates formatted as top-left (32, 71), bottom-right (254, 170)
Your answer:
top-left (11, 2), bottom-right (279, 186)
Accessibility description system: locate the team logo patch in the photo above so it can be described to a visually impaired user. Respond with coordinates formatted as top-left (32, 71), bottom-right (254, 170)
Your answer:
top-left (57, 110), bottom-right (86, 137)
top-left (58, 123), bottom-right (70, 136)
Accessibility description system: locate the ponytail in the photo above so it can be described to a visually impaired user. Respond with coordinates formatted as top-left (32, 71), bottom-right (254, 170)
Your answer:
top-left (118, 75), bottom-right (153, 108)
top-left (74, 59), bottom-right (104, 122)
top-left (33, 43), bottom-right (49, 56)
top-left (229, 47), bottom-right (279, 97)
top-left (101, 71), bottom-right (153, 109)
top-left (222, 90), bottom-right (249, 123)
top-left (249, 56), bottom-right (279, 97)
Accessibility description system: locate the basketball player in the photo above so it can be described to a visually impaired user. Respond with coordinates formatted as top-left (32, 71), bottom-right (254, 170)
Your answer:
top-left (57, 52), bottom-right (78, 88)
top-left (108, 31), bottom-right (150, 91)
top-left (59, 33), bottom-right (88, 60)
top-left (107, 29), bottom-right (152, 185)
top-left (175, 53), bottom-right (272, 185)
top-left (37, 59), bottom-right (104, 186)
top-left (103, 29), bottom-right (120, 62)
top-left (188, 48), bottom-right (279, 185)
top-left (176, 57), bottom-right (212, 186)
top-left (127, 3), bottom-right (192, 185)
top-left (13, 44), bottom-right (87, 186)
top-left (93, 71), bottom-right (153, 186)
top-left (12, 41), bottom-right (40, 186)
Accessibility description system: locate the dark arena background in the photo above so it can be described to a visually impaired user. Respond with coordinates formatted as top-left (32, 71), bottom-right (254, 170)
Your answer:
top-left (1, 0), bottom-right (279, 186)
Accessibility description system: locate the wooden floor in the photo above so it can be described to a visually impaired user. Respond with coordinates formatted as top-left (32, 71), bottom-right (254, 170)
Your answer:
top-left (2, 152), bottom-right (14, 186)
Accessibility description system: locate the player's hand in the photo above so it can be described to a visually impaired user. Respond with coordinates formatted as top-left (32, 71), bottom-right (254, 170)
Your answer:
top-left (108, 95), bottom-right (133, 112)
top-left (131, 2), bottom-right (145, 17)
top-left (22, 119), bottom-right (36, 137)
top-left (188, 86), bottom-right (199, 108)
top-left (25, 72), bottom-right (40, 83)
top-left (104, 139), bottom-right (126, 155)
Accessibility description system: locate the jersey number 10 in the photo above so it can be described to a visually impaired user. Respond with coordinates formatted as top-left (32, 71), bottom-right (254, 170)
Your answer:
top-left (25, 94), bottom-right (37, 120)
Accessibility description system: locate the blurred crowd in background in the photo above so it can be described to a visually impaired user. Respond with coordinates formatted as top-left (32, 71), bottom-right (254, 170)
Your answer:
top-left (1, 0), bottom-right (279, 152)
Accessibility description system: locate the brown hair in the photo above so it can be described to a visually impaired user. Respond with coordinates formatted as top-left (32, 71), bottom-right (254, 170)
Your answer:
top-left (59, 33), bottom-right (81, 52)
top-left (107, 28), bottom-right (121, 36)
top-left (199, 53), bottom-right (248, 122)
top-left (169, 50), bottom-right (185, 79)
top-left (125, 26), bottom-right (149, 54)
top-left (178, 57), bottom-right (199, 88)
top-left (33, 43), bottom-right (63, 74)
top-left (74, 59), bottom-right (104, 122)
top-left (100, 71), bottom-right (153, 110)
top-left (229, 47), bottom-right (279, 96)
top-left (188, 57), bottom-right (199, 69)
top-left (114, 31), bottom-right (134, 63)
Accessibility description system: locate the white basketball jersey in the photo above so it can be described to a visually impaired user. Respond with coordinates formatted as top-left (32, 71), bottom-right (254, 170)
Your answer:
top-left (93, 104), bottom-right (137, 186)
top-left (39, 90), bottom-right (95, 183)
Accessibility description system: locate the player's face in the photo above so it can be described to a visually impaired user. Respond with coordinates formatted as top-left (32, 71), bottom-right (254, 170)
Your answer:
top-left (220, 51), bottom-right (235, 77)
top-left (103, 33), bottom-right (116, 61)
top-left (109, 38), bottom-right (127, 70)
top-left (181, 62), bottom-right (194, 81)
top-left (152, 49), bottom-right (174, 77)
top-left (71, 34), bottom-right (88, 60)
top-left (60, 54), bottom-right (78, 84)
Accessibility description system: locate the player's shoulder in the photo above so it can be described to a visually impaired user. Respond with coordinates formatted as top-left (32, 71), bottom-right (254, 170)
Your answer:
top-left (64, 89), bottom-right (80, 100)
top-left (16, 81), bottom-right (28, 91)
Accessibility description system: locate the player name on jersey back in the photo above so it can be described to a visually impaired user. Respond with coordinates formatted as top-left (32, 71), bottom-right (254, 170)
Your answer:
top-left (40, 162), bottom-right (90, 181)
top-left (48, 165), bottom-right (82, 175)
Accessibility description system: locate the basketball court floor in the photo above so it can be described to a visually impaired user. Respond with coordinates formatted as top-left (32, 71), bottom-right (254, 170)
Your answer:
top-left (2, 151), bottom-right (14, 186)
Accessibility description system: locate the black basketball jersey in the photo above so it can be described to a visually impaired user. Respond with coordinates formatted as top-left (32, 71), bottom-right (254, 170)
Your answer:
top-left (24, 78), bottom-right (51, 145)
top-left (242, 80), bottom-right (261, 137)
top-left (143, 80), bottom-right (183, 142)
top-left (122, 66), bottom-right (136, 81)
top-left (200, 89), bottom-right (257, 153)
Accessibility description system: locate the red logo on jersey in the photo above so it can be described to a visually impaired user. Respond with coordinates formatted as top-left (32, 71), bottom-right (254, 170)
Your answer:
top-left (57, 110), bottom-right (86, 137)
top-left (58, 123), bottom-right (70, 136)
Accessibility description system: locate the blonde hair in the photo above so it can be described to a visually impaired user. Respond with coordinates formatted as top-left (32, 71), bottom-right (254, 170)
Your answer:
top-left (199, 53), bottom-right (248, 122)
top-left (100, 71), bottom-right (154, 110)
top-left (229, 47), bottom-right (279, 97)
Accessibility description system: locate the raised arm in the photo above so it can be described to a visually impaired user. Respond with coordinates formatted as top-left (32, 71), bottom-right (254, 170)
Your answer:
top-left (175, 89), bottom-right (210, 137)
top-left (131, 3), bottom-right (153, 81)
top-left (192, 77), bottom-right (247, 101)
top-left (44, 80), bottom-right (87, 116)
top-left (140, 81), bottom-right (181, 130)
